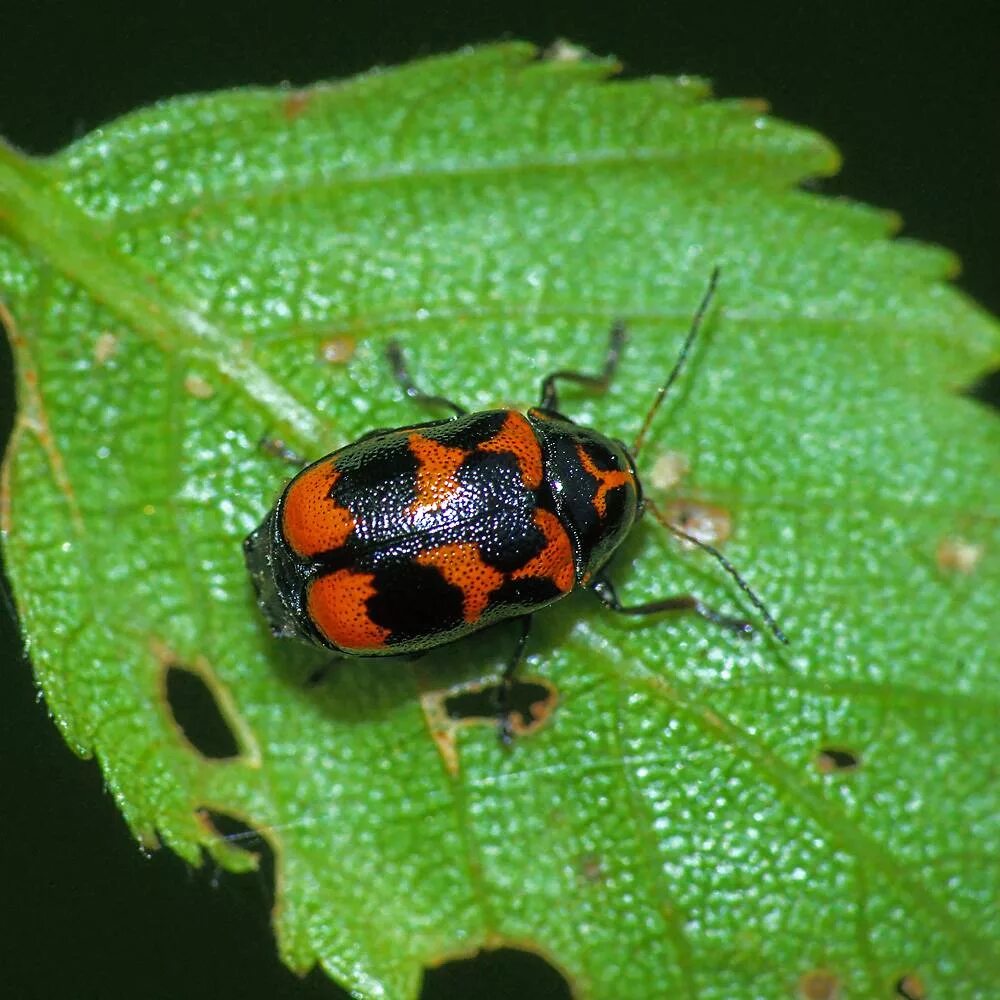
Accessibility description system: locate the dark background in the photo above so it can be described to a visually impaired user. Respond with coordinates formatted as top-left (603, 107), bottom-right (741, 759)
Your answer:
top-left (1, 3), bottom-right (996, 998)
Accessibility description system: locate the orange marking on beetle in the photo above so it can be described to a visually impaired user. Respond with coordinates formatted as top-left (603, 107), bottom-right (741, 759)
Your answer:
top-left (416, 543), bottom-right (504, 623)
top-left (281, 463), bottom-right (355, 557)
top-left (478, 411), bottom-right (544, 489)
top-left (408, 434), bottom-right (468, 515)
top-left (513, 510), bottom-right (575, 593)
top-left (576, 444), bottom-right (633, 518)
top-left (307, 570), bottom-right (390, 650)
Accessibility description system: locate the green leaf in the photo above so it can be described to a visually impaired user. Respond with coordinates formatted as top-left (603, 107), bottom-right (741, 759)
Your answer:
top-left (1, 42), bottom-right (997, 999)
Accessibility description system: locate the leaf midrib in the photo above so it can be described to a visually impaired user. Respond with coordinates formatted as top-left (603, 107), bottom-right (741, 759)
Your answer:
top-left (0, 144), bottom-right (329, 450)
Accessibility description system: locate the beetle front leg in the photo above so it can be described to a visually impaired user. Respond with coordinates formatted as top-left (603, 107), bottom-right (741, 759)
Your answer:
top-left (493, 615), bottom-right (534, 746)
top-left (259, 436), bottom-right (308, 468)
top-left (386, 341), bottom-right (467, 417)
top-left (589, 575), bottom-right (754, 638)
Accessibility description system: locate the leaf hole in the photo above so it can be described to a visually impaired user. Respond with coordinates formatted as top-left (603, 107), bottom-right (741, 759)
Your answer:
top-left (815, 746), bottom-right (861, 774)
top-left (197, 809), bottom-right (276, 906)
top-left (422, 947), bottom-right (571, 1000)
top-left (444, 679), bottom-right (556, 735)
top-left (895, 973), bottom-right (927, 1000)
top-left (798, 968), bottom-right (841, 1000)
top-left (165, 665), bottom-right (241, 760)
top-left (199, 809), bottom-right (268, 851)
top-left (965, 366), bottom-right (1000, 411)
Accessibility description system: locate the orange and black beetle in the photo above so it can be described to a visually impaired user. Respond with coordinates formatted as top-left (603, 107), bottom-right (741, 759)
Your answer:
top-left (244, 271), bottom-right (785, 740)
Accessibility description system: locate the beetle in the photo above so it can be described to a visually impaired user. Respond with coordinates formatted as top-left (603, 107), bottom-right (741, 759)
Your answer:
top-left (244, 269), bottom-right (786, 742)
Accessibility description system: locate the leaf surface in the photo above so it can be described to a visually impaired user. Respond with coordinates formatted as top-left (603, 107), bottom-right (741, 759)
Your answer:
top-left (1, 43), bottom-right (997, 999)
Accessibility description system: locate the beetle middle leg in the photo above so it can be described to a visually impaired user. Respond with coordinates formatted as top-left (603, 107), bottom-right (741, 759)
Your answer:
top-left (538, 320), bottom-right (627, 411)
top-left (493, 615), bottom-right (534, 746)
top-left (589, 575), bottom-right (754, 637)
top-left (386, 341), bottom-right (467, 417)
top-left (304, 656), bottom-right (346, 688)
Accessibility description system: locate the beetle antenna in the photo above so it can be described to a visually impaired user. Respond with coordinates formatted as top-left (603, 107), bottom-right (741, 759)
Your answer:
top-left (631, 266), bottom-right (720, 457)
top-left (646, 498), bottom-right (789, 645)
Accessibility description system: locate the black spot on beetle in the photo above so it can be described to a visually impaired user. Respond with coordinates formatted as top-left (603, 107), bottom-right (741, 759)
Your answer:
top-left (369, 561), bottom-right (465, 643)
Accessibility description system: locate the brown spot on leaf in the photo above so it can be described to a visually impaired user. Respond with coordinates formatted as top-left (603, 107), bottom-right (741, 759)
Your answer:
top-left (936, 536), bottom-right (983, 574)
top-left (895, 973), bottom-right (927, 1000)
top-left (702, 709), bottom-right (725, 730)
top-left (664, 498), bottom-right (732, 548)
top-left (94, 331), bottom-right (119, 365)
top-left (648, 449), bottom-right (690, 491)
top-left (798, 968), bottom-right (840, 1000)
top-left (281, 90), bottom-right (313, 120)
top-left (577, 853), bottom-right (605, 884)
top-left (184, 373), bottom-right (214, 399)
top-left (318, 335), bottom-right (356, 365)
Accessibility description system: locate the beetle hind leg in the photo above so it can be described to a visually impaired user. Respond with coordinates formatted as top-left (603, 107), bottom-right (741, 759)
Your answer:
top-left (493, 616), bottom-right (534, 746)
top-left (590, 575), bottom-right (754, 637)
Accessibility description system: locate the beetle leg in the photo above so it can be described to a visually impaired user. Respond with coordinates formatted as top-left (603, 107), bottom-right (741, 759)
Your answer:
top-left (258, 436), bottom-right (308, 468)
top-left (589, 575), bottom-right (754, 638)
top-left (386, 341), bottom-right (467, 417)
top-left (538, 320), bottom-right (627, 411)
top-left (303, 656), bottom-right (350, 687)
top-left (494, 615), bottom-right (534, 746)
